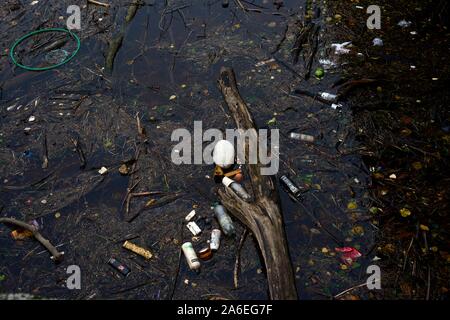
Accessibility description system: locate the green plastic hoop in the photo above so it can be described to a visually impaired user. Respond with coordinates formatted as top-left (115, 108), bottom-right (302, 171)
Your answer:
top-left (10, 28), bottom-right (81, 71)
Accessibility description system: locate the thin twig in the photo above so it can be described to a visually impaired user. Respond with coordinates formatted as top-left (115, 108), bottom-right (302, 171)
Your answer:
top-left (0, 217), bottom-right (64, 261)
top-left (87, 0), bottom-right (110, 8)
top-left (234, 228), bottom-right (248, 289)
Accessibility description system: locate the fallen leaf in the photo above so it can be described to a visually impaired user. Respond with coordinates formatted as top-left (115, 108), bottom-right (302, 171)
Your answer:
top-left (412, 162), bottom-right (422, 170)
top-left (347, 201), bottom-right (358, 210)
top-left (352, 226), bottom-right (364, 236)
top-left (400, 208), bottom-right (412, 217)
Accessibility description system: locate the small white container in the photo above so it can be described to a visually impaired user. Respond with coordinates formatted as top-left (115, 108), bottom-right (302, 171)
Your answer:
top-left (185, 210), bottom-right (196, 222)
top-left (210, 229), bottom-right (221, 251)
top-left (181, 242), bottom-right (201, 270)
top-left (186, 221), bottom-right (202, 236)
top-left (290, 133), bottom-right (315, 142)
top-left (319, 92), bottom-right (337, 101)
top-left (213, 140), bottom-right (235, 169)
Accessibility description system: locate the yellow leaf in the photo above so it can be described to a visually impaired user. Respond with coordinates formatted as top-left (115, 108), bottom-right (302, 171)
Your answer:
top-left (321, 247), bottom-right (329, 254)
top-left (352, 226), bottom-right (364, 236)
top-left (412, 162), bottom-right (422, 170)
top-left (400, 208), bottom-right (411, 217)
top-left (373, 172), bottom-right (384, 180)
top-left (347, 201), bottom-right (358, 210)
top-left (420, 224), bottom-right (430, 231)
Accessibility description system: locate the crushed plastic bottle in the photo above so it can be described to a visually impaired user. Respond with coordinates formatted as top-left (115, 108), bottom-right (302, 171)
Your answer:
top-left (222, 176), bottom-right (251, 202)
top-left (331, 41), bottom-right (351, 55)
top-left (212, 202), bottom-right (235, 236)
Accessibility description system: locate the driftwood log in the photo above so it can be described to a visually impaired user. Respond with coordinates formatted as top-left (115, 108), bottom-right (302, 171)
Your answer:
top-left (217, 67), bottom-right (297, 300)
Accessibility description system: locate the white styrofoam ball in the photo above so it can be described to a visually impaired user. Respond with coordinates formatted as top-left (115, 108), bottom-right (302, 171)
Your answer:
top-left (213, 140), bottom-right (235, 168)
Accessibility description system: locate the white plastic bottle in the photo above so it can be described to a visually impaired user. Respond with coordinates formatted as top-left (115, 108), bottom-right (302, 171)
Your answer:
top-left (222, 176), bottom-right (251, 202)
top-left (181, 242), bottom-right (201, 270)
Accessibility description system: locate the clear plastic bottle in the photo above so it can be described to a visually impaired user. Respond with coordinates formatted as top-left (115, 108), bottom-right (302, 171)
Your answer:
top-left (212, 203), bottom-right (235, 236)
top-left (222, 176), bottom-right (252, 202)
top-left (289, 132), bottom-right (315, 142)
top-left (319, 92), bottom-right (337, 102)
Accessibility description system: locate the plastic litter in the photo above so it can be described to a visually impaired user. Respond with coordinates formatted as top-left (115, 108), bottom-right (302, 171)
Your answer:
top-left (213, 140), bottom-right (235, 169)
top-left (289, 132), bottom-right (315, 142)
top-left (372, 38), bottom-right (383, 46)
top-left (213, 202), bottom-right (235, 236)
top-left (10, 28), bottom-right (81, 71)
top-left (280, 175), bottom-right (302, 199)
top-left (319, 92), bottom-right (338, 102)
top-left (335, 247), bottom-right (362, 265)
top-left (185, 210), bottom-right (196, 222)
top-left (45, 49), bottom-right (69, 65)
top-left (222, 176), bottom-right (251, 201)
top-left (331, 41), bottom-right (351, 55)
top-left (186, 221), bottom-right (202, 236)
top-left (319, 58), bottom-right (337, 70)
top-left (10, 221), bottom-right (39, 240)
top-left (182, 242), bottom-right (201, 270)
top-left (108, 258), bottom-right (131, 276)
top-left (210, 229), bottom-right (221, 251)
top-left (98, 167), bottom-right (108, 175)
top-left (331, 103), bottom-right (343, 110)
top-left (398, 20), bottom-right (412, 28)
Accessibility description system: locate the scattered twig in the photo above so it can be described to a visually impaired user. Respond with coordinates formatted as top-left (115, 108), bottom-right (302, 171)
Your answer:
top-left (127, 192), bottom-right (184, 223)
top-left (87, 0), bottom-right (110, 7)
top-left (168, 221), bottom-right (184, 300)
top-left (136, 112), bottom-right (146, 137)
top-left (70, 137), bottom-right (87, 169)
top-left (233, 228), bottom-right (248, 289)
top-left (42, 130), bottom-right (49, 169)
top-left (333, 280), bottom-right (379, 299)
top-left (0, 217), bottom-right (64, 261)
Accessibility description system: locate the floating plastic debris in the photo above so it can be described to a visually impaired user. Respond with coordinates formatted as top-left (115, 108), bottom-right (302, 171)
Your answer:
top-left (398, 20), bottom-right (412, 28)
top-left (373, 38), bottom-right (383, 46)
top-left (331, 41), bottom-right (352, 55)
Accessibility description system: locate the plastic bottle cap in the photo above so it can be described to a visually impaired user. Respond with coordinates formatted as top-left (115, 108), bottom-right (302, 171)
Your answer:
top-left (222, 176), bottom-right (234, 187)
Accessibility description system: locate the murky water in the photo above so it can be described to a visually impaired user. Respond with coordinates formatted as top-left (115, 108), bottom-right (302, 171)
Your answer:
top-left (0, 0), bottom-right (375, 299)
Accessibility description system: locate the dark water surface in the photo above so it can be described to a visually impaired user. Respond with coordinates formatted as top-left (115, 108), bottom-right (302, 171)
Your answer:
top-left (0, 0), bottom-right (376, 299)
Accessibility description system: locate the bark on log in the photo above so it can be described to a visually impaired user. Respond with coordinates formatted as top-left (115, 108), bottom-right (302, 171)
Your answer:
top-left (217, 67), bottom-right (297, 300)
